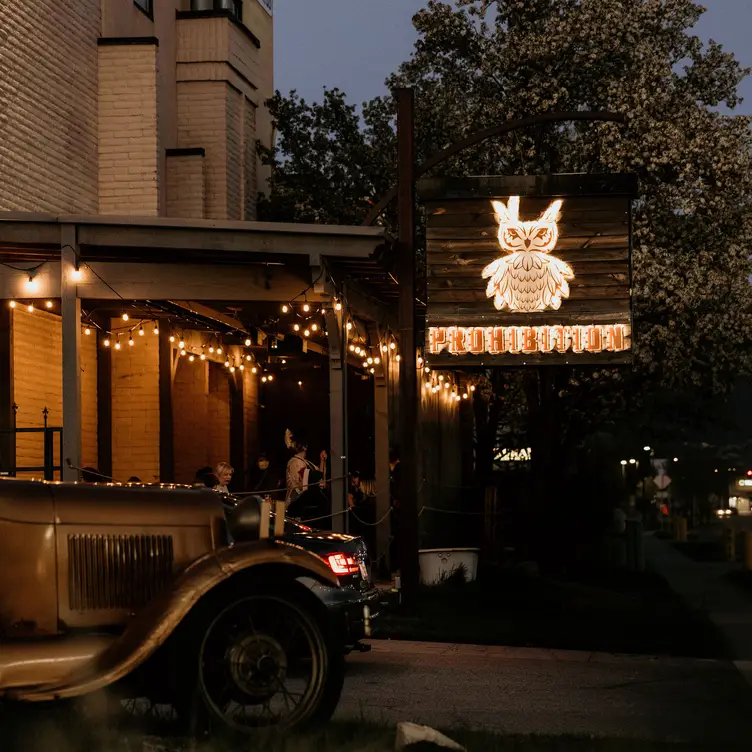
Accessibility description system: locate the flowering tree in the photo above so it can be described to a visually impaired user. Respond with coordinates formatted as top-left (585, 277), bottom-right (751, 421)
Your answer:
top-left (260, 0), bottom-right (752, 476)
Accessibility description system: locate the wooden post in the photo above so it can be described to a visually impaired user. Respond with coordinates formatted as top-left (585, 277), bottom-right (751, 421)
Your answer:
top-left (158, 327), bottom-right (175, 482)
top-left (229, 372), bottom-right (245, 491)
top-left (396, 87), bottom-right (419, 597)
top-left (373, 346), bottom-right (391, 570)
top-left (96, 316), bottom-right (112, 479)
top-left (326, 308), bottom-right (347, 533)
top-left (61, 226), bottom-right (81, 481)
top-left (0, 303), bottom-right (14, 475)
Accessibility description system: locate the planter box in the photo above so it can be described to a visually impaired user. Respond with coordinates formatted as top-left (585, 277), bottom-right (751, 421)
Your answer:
top-left (419, 547), bottom-right (480, 585)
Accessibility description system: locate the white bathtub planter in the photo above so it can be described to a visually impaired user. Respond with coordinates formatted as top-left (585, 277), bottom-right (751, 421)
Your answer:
top-left (418, 547), bottom-right (480, 585)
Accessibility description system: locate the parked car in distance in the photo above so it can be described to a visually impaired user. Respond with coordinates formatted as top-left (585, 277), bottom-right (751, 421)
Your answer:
top-left (0, 479), bottom-right (346, 735)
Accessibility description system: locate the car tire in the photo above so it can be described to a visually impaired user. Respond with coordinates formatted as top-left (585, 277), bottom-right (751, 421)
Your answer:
top-left (171, 575), bottom-right (345, 737)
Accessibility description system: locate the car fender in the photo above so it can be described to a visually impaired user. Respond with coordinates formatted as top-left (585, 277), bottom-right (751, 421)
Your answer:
top-left (12, 540), bottom-right (338, 701)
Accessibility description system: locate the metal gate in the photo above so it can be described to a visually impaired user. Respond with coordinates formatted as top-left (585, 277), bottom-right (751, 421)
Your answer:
top-left (0, 405), bottom-right (63, 481)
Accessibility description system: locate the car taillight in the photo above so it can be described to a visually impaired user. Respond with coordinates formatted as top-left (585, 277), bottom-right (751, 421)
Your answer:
top-left (325, 552), bottom-right (359, 576)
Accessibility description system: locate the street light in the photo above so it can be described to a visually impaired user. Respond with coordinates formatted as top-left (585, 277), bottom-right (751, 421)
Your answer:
top-left (629, 459), bottom-right (637, 464)
top-left (643, 446), bottom-right (651, 452)
top-left (620, 460), bottom-right (627, 466)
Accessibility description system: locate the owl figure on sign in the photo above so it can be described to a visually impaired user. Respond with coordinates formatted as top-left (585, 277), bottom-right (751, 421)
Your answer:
top-left (481, 196), bottom-right (574, 312)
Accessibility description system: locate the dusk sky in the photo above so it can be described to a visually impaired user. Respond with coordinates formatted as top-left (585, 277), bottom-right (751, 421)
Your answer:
top-left (275, 1), bottom-right (752, 115)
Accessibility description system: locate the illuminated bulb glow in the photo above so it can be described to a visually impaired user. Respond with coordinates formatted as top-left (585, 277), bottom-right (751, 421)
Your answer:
top-left (367, 357), bottom-right (374, 364)
top-left (138, 327), bottom-right (144, 336)
top-left (262, 376), bottom-right (267, 383)
top-left (251, 367), bottom-right (258, 374)
top-left (396, 354), bottom-right (401, 361)
top-left (189, 355), bottom-right (195, 362)
top-left (389, 342), bottom-right (396, 350)
top-left (346, 322), bottom-right (353, 331)
top-left (178, 340), bottom-right (185, 349)
top-left (304, 329), bottom-right (311, 337)
top-left (230, 366), bottom-right (235, 373)
top-left (298, 380), bottom-right (303, 386)
top-left (84, 327), bottom-right (91, 335)
top-left (153, 325), bottom-right (159, 335)
top-left (217, 348), bottom-right (223, 355)
top-left (294, 324), bottom-right (300, 332)
top-left (282, 304), bottom-right (289, 313)
top-left (470, 385), bottom-right (476, 392)
top-left (349, 345), bottom-right (355, 352)
top-left (122, 313), bottom-right (129, 322)
top-left (200, 353), bottom-right (206, 360)
top-left (26, 277), bottom-right (39, 293)
top-left (180, 349), bottom-right (186, 357)
top-left (9, 301), bottom-right (15, 309)
top-left (128, 337), bottom-right (134, 347)
top-left (224, 360), bottom-right (230, 368)
top-left (239, 364), bottom-right (244, 371)
top-left (209, 346), bottom-right (214, 353)
top-left (115, 341), bottom-right (121, 350)
top-left (104, 338), bottom-right (110, 347)
top-left (374, 357), bottom-right (380, 365)
top-left (246, 355), bottom-right (252, 361)
top-left (311, 323), bottom-right (318, 332)
top-left (169, 335), bottom-right (175, 343)
top-left (302, 303), bottom-right (310, 313)
top-left (71, 268), bottom-right (83, 282)
top-left (245, 338), bottom-right (252, 347)
top-left (27, 304), bottom-right (33, 313)
top-left (268, 375), bottom-right (274, 382)
top-left (335, 302), bottom-right (342, 311)
top-left (462, 393), bottom-right (468, 400)
top-left (45, 300), bottom-right (53, 309)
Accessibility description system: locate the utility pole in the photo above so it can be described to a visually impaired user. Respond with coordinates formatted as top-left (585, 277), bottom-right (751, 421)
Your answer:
top-left (396, 88), bottom-right (419, 599)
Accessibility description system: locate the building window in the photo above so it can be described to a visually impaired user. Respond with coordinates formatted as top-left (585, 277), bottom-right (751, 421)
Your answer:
top-left (257, 0), bottom-right (272, 15)
top-left (134, 0), bottom-right (153, 18)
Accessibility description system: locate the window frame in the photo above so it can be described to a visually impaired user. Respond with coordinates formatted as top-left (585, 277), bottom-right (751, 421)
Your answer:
top-left (134, 0), bottom-right (154, 20)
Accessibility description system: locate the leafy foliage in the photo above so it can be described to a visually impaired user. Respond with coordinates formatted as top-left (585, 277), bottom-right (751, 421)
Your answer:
top-left (259, 0), bottom-right (752, 458)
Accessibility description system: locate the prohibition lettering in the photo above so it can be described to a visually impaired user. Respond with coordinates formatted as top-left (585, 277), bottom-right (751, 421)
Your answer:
top-left (428, 324), bottom-right (631, 356)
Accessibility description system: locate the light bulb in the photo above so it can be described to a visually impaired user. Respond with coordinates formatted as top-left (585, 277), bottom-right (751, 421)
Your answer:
top-left (620, 460), bottom-right (627, 466)
top-left (370, 367), bottom-right (375, 374)
top-left (84, 327), bottom-right (91, 336)
top-left (122, 313), bottom-right (129, 322)
top-left (45, 300), bottom-right (53, 309)
top-left (138, 327), bottom-right (144, 336)
top-left (282, 304), bottom-right (289, 313)
top-left (246, 354), bottom-right (252, 361)
top-left (470, 385), bottom-right (476, 392)
top-left (128, 337), bottom-right (134, 347)
top-left (424, 382), bottom-right (430, 389)
top-left (153, 324), bottom-right (159, 335)
top-left (26, 276), bottom-right (39, 293)
top-left (230, 366), bottom-right (235, 373)
top-left (103, 338), bottom-right (110, 347)
top-left (303, 329), bottom-right (310, 337)
top-left (71, 267), bottom-right (83, 282)
top-left (417, 357), bottom-right (424, 366)
top-left (293, 324), bottom-right (300, 332)
top-left (245, 338), bottom-right (252, 347)
top-left (311, 323), bottom-right (318, 331)
top-left (425, 367), bottom-right (431, 374)
top-left (362, 361), bottom-right (368, 368)
top-left (209, 346), bottom-right (214, 353)
top-left (302, 303), bottom-right (310, 313)
top-left (189, 355), bottom-right (195, 363)
top-left (115, 340), bottom-right (121, 350)
top-left (374, 357), bottom-right (381, 365)
top-left (346, 322), bottom-right (353, 331)
top-left (349, 344), bottom-right (355, 352)
top-left (200, 353), bottom-right (206, 361)
top-left (252, 366), bottom-right (258, 374)
top-left (298, 380), bottom-right (303, 386)
top-left (178, 340), bottom-right (185, 349)
top-left (335, 302), bottom-right (342, 311)
top-left (169, 335), bottom-right (175, 343)
top-left (180, 349), bottom-right (186, 357)
top-left (367, 357), bottom-right (373, 364)
top-left (396, 354), bottom-right (401, 361)
top-left (438, 375), bottom-right (444, 381)
top-left (381, 344), bottom-right (387, 352)
top-left (389, 342), bottom-right (396, 350)
top-left (281, 359), bottom-right (287, 364)
top-left (224, 360), bottom-right (230, 368)
top-left (444, 382), bottom-right (450, 389)
top-left (217, 347), bottom-right (223, 355)
top-left (462, 393), bottom-right (468, 400)
top-left (27, 304), bottom-right (33, 313)
top-left (9, 301), bottom-right (15, 309)
top-left (239, 364), bottom-right (244, 371)
top-left (262, 376), bottom-right (267, 383)
top-left (268, 374), bottom-right (274, 382)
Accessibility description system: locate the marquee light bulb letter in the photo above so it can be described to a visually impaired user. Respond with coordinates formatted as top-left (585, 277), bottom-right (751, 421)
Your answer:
top-left (482, 196), bottom-right (574, 313)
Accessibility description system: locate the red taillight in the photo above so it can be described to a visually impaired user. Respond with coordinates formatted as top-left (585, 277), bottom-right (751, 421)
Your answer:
top-left (325, 552), bottom-right (359, 576)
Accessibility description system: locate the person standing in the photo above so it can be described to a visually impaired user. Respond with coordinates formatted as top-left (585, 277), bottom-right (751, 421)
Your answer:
top-left (214, 462), bottom-right (234, 494)
top-left (248, 452), bottom-right (284, 500)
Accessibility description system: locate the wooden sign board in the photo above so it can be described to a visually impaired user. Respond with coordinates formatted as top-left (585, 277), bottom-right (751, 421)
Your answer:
top-left (420, 174), bottom-right (637, 367)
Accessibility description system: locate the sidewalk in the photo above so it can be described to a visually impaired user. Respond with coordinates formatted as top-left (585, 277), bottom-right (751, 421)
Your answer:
top-left (644, 532), bottom-right (752, 678)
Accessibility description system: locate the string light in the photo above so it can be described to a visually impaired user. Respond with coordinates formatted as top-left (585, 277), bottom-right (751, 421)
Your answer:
top-left (27, 303), bottom-right (33, 313)
top-left (444, 382), bottom-right (450, 389)
top-left (45, 300), bottom-right (53, 309)
top-left (180, 349), bottom-right (186, 357)
top-left (115, 338), bottom-right (121, 350)
top-left (138, 326), bottom-right (144, 336)
top-left (217, 347), bottom-right (223, 355)
top-left (374, 357), bottom-right (381, 365)
top-left (311, 323), bottom-right (318, 332)
top-left (370, 367), bottom-right (375, 374)
top-left (178, 339), bottom-right (185, 349)
top-left (153, 323), bottom-right (159, 335)
top-left (224, 359), bottom-right (230, 367)
top-left (293, 324), bottom-right (300, 332)
top-left (438, 375), bottom-right (444, 381)
top-left (26, 276), bottom-right (39, 293)
top-left (381, 344), bottom-right (387, 352)
top-left (282, 304), bottom-right (289, 313)
top-left (9, 301), bottom-right (15, 309)
top-left (128, 335), bottom-right (134, 347)
top-left (396, 354), bottom-right (401, 361)
top-left (84, 326), bottom-right (91, 336)
top-left (169, 335), bottom-right (175, 343)
top-left (209, 346), bottom-right (214, 353)
top-left (298, 380), bottom-right (303, 386)
top-left (281, 359), bottom-right (287, 365)
top-left (245, 338), bottom-right (252, 347)
top-left (239, 364), bottom-right (244, 371)
top-left (262, 376), bottom-right (268, 383)
top-left (367, 357), bottom-right (373, 364)
top-left (268, 374), bottom-right (274, 382)
top-left (246, 354), bottom-right (252, 361)
top-left (251, 366), bottom-right (258, 374)
top-left (349, 344), bottom-right (355, 352)
top-left (189, 354), bottom-right (195, 363)
top-left (103, 337), bottom-right (110, 347)
top-left (303, 329), bottom-right (311, 337)
top-left (200, 352), bottom-right (206, 361)
top-left (346, 322), bottom-right (353, 331)
top-left (71, 267), bottom-right (83, 282)
top-left (389, 342), bottom-right (396, 350)
top-left (470, 385), bottom-right (476, 392)
top-left (424, 367), bottom-right (431, 374)
top-left (122, 313), bottom-right (129, 322)
top-left (462, 393), bottom-right (469, 400)
top-left (335, 301), bottom-right (342, 312)
top-left (230, 366), bottom-right (235, 373)
top-left (302, 303), bottom-right (310, 313)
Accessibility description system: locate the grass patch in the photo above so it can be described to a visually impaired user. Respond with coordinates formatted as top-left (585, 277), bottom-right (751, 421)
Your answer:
top-left (379, 567), bottom-right (726, 659)
top-left (3, 713), bottom-right (747, 752)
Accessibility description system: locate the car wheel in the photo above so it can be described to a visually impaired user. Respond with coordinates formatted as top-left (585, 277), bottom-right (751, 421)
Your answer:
top-left (180, 578), bottom-right (344, 736)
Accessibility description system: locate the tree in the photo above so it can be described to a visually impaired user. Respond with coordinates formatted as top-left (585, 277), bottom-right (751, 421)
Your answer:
top-left (260, 1), bottom-right (752, 489)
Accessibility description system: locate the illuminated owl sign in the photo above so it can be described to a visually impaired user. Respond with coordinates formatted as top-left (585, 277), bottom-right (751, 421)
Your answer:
top-left (421, 173), bottom-right (636, 366)
top-left (482, 196), bottom-right (574, 313)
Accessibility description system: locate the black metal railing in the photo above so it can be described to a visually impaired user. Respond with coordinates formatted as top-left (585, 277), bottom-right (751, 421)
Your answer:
top-left (0, 405), bottom-right (63, 481)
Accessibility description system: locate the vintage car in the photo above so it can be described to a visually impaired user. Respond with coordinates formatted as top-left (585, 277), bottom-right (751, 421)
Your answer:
top-left (0, 479), bottom-right (346, 734)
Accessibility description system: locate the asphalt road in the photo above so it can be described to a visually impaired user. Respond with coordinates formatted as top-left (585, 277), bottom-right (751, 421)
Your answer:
top-left (336, 640), bottom-right (752, 744)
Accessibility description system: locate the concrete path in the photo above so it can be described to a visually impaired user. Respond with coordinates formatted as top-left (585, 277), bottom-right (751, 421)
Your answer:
top-left (643, 533), bottom-right (752, 669)
top-left (336, 640), bottom-right (752, 744)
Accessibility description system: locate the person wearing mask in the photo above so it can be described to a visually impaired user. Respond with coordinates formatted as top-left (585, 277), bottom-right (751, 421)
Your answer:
top-left (248, 453), bottom-right (283, 500)
top-left (214, 462), bottom-right (234, 494)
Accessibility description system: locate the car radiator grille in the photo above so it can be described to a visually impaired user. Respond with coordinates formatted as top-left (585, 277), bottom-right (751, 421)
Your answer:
top-left (67, 534), bottom-right (174, 611)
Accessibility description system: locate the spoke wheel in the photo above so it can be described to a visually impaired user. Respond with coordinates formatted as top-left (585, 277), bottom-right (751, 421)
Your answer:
top-left (195, 585), bottom-right (340, 734)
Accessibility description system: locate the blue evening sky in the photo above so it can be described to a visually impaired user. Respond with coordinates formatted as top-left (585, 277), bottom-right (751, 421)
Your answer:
top-left (275, 1), bottom-right (752, 115)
